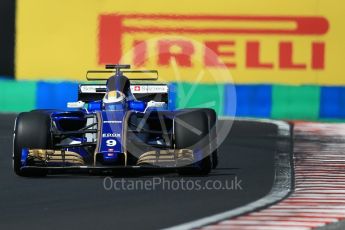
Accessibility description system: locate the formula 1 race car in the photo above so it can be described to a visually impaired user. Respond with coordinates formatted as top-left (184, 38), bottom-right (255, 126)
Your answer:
top-left (13, 65), bottom-right (218, 177)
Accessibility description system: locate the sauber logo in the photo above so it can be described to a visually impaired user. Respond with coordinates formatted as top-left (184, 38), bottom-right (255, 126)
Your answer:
top-left (99, 14), bottom-right (329, 70)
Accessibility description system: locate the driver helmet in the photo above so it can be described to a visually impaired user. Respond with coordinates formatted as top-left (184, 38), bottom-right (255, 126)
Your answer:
top-left (103, 91), bottom-right (126, 110)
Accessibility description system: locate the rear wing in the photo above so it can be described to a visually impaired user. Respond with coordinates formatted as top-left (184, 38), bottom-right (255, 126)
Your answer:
top-left (86, 64), bottom-right (158, 81)
top-left (78, 83), bottom-right (169, 103)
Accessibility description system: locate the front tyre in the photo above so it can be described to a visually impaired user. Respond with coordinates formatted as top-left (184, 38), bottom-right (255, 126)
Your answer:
top-left (13, 112), bottom-right (52, 177)
top-left (175, 109), bottom-right (216, 176)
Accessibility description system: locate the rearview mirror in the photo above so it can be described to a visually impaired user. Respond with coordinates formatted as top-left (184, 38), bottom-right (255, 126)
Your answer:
top-left (67, 101), bottom-right (85, 109)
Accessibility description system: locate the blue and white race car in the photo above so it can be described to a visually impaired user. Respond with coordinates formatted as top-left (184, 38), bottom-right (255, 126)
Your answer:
top-left (13, 65), bottom-right (218, 176)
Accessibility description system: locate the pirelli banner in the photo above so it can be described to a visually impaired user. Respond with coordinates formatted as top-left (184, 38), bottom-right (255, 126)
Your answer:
top-left (15, 0), bottom-right (344, 85)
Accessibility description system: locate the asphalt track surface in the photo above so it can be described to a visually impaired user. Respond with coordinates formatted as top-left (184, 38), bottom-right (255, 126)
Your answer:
top-left (0, 114), bottom-right (280, 230)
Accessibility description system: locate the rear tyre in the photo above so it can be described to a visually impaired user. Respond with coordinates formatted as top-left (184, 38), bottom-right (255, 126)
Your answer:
top-left (13, 111), bottom-right (52, 177)
top-left (175, 110), bottom-right (215, 176)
